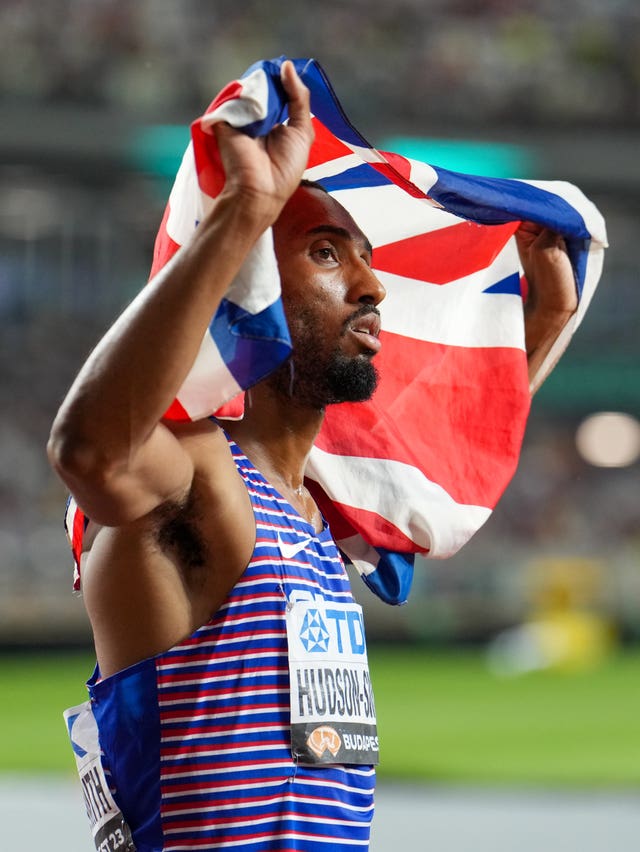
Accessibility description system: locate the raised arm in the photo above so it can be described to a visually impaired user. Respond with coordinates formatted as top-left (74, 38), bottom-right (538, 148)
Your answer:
top-left (48, 61), bottom-right (314, 526)
top-left (516, 221), bottom-right (579, 395)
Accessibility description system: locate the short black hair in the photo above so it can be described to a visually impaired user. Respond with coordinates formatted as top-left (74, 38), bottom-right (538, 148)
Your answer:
top-left (299, 178), bottom-right (328, 194)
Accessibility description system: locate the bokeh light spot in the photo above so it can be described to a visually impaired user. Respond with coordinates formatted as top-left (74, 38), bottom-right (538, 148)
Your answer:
top-left (576, 412), bottom-right (640, 468)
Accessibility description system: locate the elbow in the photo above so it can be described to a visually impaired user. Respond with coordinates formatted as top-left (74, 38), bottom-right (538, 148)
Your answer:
top-left (47, 416), bottom-right (113, 489)
top-left (47, 410), bottom-right (154, 529)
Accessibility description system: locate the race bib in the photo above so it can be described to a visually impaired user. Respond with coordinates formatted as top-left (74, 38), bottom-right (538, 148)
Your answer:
top-left (286, 597), bottom-right (379, 765)
top-left (64, 701), bottom-right (136, 852)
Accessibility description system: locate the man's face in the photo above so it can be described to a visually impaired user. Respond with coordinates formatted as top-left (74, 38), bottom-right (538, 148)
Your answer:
top-left (271, 186), bottom-right (386, 409)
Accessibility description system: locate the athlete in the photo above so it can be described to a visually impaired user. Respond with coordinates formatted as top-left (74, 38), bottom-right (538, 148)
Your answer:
top-left (48, 62), bottom-right (578, 850)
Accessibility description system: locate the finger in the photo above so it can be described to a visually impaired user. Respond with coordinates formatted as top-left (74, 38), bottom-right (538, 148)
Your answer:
top-left (212, 120), bottom-right (232, 141)
top-left (515, 221), bottom-right (543, 241)
top-left (535, 229), bottom-right (566, 251)
top-left (212, 120), bottom-right (246, 150)
top-left (281, 60), bottom-right (312, 131)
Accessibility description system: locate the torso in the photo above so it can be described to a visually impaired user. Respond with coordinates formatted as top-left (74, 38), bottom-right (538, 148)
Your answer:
top-left (85, 438), bottom-right (375, 850)
top-left (81, 417), bottom-right (328, 679)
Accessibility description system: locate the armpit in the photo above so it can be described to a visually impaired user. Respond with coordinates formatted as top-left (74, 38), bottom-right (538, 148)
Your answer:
top-left (153, 491), bottom-right (209, 571)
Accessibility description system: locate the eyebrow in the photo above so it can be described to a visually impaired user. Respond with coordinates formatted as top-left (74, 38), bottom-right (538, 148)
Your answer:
top-left (305, 225), bottom-right (373, 257)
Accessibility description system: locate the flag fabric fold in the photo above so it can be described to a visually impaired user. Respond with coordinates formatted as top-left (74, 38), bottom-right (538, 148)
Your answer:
top-left (66, 56), bottom-right (606, 605)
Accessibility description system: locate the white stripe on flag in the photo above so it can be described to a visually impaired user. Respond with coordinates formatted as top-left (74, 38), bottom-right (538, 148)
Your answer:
top-left (176, 332), bottom-right (241, 420)
top-left (377, 241), bottom-right (525, 349)
top-left (304, 153), bottom-right (365, 184)
top-left (334, 534), bottom-right (380, 578)
top-left (200, 68), bottom-right (270, 131)
top-left (165, 142), bottom-right (203, 246)
top-left (332, 185), bottom-right (462, 248)
top-left (224, 229), bottom-right (281, 316)
top-left (306, 447), bottom-right (491, 558)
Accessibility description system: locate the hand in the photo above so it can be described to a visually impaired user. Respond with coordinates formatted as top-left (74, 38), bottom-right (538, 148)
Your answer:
top-left (213, 61), bottom-right (315, 218)
top-left (516, 221), bottom-right (578, 393)
top-left (516, 221), bottom-right (577, 318)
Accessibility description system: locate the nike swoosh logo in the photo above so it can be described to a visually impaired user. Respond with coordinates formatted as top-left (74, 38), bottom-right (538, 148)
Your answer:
top-left (277, 531), bottom-right (313, 560)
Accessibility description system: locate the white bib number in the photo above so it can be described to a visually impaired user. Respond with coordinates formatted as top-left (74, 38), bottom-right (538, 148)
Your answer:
top-left (286, 597), bottom-right (379, 765)
top-left (64, 702), bottom-right (136, 851)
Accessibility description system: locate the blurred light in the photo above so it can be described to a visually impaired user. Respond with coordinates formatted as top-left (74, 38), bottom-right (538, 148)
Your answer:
top-left (129, 125), bottom-right (190, 178)
top-left (133, 130), bottom-right (539, 182)
top-left (575, 411), bottom-right (640, 468)
top-left (378, 136), bottom-right (537, 178)
top-left (0, 184), bottom-right (61, 239)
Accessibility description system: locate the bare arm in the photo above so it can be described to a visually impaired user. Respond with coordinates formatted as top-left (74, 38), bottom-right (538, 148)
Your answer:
top-left (48, 61), bottom-right (314, 526)
top-left (516, 222), bottom-right (579, 395)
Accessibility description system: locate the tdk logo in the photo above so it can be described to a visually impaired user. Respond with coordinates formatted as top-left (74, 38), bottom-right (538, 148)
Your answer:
top-left (299, 609), bottom-right (330, 652)
top-left (298, 607), bottom-right (366, 655)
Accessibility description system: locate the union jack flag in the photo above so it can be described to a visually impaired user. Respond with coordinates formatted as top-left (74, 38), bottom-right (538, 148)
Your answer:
top-left (66, 57), bottom-right (607, 604)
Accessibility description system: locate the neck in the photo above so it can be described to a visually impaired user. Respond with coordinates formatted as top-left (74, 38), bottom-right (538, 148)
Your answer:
top-left (225, 380), bottom-right (325, 493)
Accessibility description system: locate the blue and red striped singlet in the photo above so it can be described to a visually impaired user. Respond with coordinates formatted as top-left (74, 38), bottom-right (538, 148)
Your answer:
top-left (85, 438), bottom-right (376, 851)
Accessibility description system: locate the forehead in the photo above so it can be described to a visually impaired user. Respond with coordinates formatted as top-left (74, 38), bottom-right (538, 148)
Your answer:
top-left (274, 186), bottom-right (370, 250)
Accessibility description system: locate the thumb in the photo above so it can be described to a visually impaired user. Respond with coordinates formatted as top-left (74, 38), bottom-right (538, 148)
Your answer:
top-left (281, 61), bottom-right (313, 135)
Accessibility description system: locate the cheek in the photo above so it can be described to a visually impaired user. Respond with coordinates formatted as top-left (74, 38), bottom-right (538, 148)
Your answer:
top-left (281, 277), bottom-right (336, 321)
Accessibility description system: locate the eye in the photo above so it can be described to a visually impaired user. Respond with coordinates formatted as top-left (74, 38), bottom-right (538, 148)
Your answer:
top-left (311, 242), bottom-right (339, 265)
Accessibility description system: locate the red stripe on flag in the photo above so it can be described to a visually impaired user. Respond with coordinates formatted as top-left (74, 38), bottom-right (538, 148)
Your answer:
top-left (305, 479), bottom-right (357, 542)
top-left (205, 80), bottom-right (243, 114)
top-left (149, 204), bottom-right (182, 280)
top-left (372, 157), bottom-right (428, 200)
top-left (163, 398), bottom-right (191, 421)
top-left (334, 501), bottom-right (425, 553)
top-left (174, 81), bottom-right (243, 205)
top-left (316, 331), bottom-right (530, 509)
top-left (313, 490), bottom-right (424, 555)
top-left (307, 118), bottom-right (354, 169)
top-left (71, 504), bottom-right (85, 566)
top-left (373, 220), bottom-right (519, 284)
top-left (379, 150), bottom-right (413, 182)
top-left (192, 119), bottom-right (225, 199)
top-left (214, 393), bottom-right (245, 420)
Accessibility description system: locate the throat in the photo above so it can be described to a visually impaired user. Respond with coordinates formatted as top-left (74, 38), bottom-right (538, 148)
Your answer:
top-left (276, 478), bottom-right (323, 532)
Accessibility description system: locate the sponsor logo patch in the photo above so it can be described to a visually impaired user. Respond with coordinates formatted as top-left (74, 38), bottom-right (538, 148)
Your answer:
top-left (307, 725), bottom-right (342, 759)
top-left (299, 608), bottom-right (331, 652)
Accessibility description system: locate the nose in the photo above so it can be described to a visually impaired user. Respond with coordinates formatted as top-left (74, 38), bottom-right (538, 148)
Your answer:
top-left (347, 261), bottom-right (386, 307)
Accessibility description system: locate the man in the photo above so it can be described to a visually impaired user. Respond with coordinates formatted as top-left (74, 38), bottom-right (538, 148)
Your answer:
top-left (48, 62), bottom-right (577, 850)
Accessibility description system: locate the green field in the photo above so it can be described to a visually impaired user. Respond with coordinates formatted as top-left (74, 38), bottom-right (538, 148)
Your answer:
top-left (2, 648), bottom-right (639, 786)
top-left (370, 647), bottom-right (640, 787)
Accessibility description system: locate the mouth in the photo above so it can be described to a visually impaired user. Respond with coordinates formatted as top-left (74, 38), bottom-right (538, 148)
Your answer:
top-left (349, 310), bottom-right (382, 353)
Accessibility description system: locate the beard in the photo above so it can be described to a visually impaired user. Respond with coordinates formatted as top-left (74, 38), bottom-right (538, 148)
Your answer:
top-left (268, 309), bottom-right (379, 409)
top-left (323, 351), bottom-right (379, 404)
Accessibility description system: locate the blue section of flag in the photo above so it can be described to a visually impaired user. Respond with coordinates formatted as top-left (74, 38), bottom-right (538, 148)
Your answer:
top-left (237, 58), bottom-right (291, 139)
top-left (360, 549), bottom-right (414, 606)
top-left (429, 166), bottom-right (591, 296)
top-left (209, 297), bottom-right (292, 389)
top-left (297, 59), bottom-right (370, 147)
top-left (320, 163), bottom-right (393, 192)
top-left (483, 272), bottom-right (522, 296)
top-left (240, 57), bottom-right (372, 149)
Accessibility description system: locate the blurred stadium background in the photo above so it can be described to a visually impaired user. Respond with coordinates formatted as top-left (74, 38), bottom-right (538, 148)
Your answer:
top-left (0, 0), bottom-right (639, 848)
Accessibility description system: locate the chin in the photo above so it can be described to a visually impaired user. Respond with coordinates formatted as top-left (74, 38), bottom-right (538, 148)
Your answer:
top-left (326, 356), bottom-right (379, 404)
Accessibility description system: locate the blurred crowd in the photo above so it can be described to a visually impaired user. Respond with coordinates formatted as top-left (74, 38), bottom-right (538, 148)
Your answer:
top-left (0, 0), bottom-right (638, 646)
top-left (0, 0), bottom-right (638, 131)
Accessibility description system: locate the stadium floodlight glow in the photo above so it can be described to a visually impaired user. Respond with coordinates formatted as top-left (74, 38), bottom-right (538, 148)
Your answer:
top-left (378, 136), bottom-right (537, 179)
top-left (575, 411), bottom-right (640, 468)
